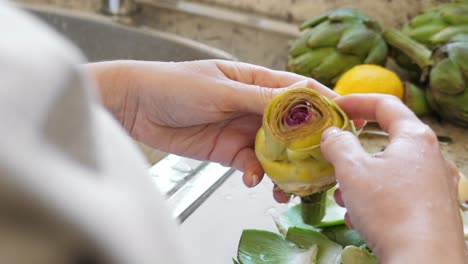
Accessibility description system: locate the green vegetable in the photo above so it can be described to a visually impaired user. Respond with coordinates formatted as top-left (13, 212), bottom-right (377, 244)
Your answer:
top-left (287, 8), bottom-right (387, 87)
top-left (286, 227), bottom-right (342, 264)
top-left (236, 198), bottom-right (374, 263)
top-left (341, 246), bottom-right (379, 264)
top-left (237, 230), bottom-right (319, 264)
top-left (384, 29), bottom-right (468, 127)
top-left (388, 1), bottom-right (468, 76)
top-left (255, 88), bottom-right (355, 225)
top-left (402, 2), bottom-right (468, 49)
top-left (274, 187), bottom-right (346, 235)
top-left (402, 82), bottom-right (431, 117)
top-left (321, 225), bottom-right (366, 248)
top-left (426, 35), bottom-right (468, 127)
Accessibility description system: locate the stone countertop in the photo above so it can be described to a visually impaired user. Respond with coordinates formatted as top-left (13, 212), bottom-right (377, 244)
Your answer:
top-left (360, 119), bottom-right (468, 176)
top-left (15, 0), bottom-right (468, 175)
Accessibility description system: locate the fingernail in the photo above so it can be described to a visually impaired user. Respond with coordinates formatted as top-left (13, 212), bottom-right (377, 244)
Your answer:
top-left (250, 174), bottom-right (259, 187)
top-left (353, 119), bottom-right (367, 129)
top-left (322, 127), bottom-right (340, 141)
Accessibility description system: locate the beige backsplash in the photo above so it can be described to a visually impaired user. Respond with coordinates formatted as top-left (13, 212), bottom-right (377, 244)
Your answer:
top-left (16, 0), bottom-right (451, 69)
top-left (185, 0), bottom-right (450, 27)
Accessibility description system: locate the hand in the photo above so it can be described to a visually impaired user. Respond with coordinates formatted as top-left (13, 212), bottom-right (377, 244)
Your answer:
top-left (320, 94), bottom-right (466, 263)
top-left (87, 60), bottom-right (336, 191)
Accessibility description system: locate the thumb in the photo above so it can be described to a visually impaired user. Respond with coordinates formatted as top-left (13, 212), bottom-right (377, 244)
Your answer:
top-left (320, 127), bottom-right (367, 172)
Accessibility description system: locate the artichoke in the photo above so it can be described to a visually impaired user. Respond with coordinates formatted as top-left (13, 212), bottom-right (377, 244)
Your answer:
top-left (391, 1), bottom-right (468, 73)
top-left (402, 1), bottom-right (468, 49)
top-left (385, 29), bottom-right (468, 126)
top-left (287, 8), bottom-right (388, 87)
top-left (426, 35), bottom-right (468, 126)
top-left (255, 88), bottom-right (354, 225)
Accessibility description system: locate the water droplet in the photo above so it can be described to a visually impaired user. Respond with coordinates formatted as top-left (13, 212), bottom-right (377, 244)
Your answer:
top-left (171, 162), bottom-right (193, 173)
top-left (224, 194), bottom-right (233, 200)
top-left (149, 171), bottom-right (160, 177)
top-left (169, 174), bottom-right (186, 182)
top-left (264, 206), bottom-right (277, 216)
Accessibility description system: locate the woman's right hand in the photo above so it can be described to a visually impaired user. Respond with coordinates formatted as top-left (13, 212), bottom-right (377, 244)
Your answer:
top-left (320, 94), bottom-right (466, 263)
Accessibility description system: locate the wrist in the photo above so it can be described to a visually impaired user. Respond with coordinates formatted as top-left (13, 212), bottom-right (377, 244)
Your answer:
top-left (373, 206), bottom-right (466, 264)
top-left (380, 235), bottom-right (467, 264)
top-left (86, 61), bottom-right (140, 132)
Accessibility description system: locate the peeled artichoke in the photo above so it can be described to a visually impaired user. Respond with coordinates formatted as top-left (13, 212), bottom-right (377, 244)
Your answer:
top-left (255, 87), bottom-right (353, 224)
top-left (385, 30), bottom-right (468, 126)
top-left (287, 8), bottom-right (388, 87)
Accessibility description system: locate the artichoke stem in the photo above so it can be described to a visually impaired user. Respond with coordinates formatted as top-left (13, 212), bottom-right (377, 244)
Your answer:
top-left (300, 191), bottom-right (327, 226)
top-left (383, 29), bottom-right (433, 69)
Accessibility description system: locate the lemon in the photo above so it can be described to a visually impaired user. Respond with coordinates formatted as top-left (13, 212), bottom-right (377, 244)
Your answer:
top-left (333, 64), bottom-right (404, 99)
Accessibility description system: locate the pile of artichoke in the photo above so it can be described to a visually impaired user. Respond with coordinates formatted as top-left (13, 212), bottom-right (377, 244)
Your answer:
top-left (287, 2), bottom-right (468, 126)
top-left (287, 8), bottom-right (388, 87)
top-left (384, 1), bottom-right (468, 127)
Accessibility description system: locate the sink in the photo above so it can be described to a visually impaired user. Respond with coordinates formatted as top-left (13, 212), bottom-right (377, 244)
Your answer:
top-left (20, 4), bottom-right (236, 223)
top-left (22, 4), bottom-right (236, 62)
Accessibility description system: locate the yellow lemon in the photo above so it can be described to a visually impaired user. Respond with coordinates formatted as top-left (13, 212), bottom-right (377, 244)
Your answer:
top-left (333, 64), bottom-right (404, 99)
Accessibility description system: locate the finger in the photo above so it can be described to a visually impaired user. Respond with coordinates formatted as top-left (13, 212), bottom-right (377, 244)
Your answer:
top-left (334, 94), bottom-right (424, 139)
top-left (231, 148), bottom-right (264, 187)
top-left (229, 79), bottom-right (338, 115)
top-left (353, 119), bottom-right (367, 129)
top-left (446, 160), bottom-right (460, 183)
top-left (334, 188), bottom-right (345, 207)
top-left (215, 60), bottom-right (337, 98)
top-left (273, 184), bottom-right (291, 203)
top-left (344, 212), bottom-right (354, 229)
top-left (320, 127), bottom-right (368, 179)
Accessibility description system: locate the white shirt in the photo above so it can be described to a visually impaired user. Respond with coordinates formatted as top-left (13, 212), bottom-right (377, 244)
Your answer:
top-left (0, 3), bottom-right (194, 263)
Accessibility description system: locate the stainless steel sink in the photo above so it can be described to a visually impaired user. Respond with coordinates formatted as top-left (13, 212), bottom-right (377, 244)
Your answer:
top-left (22, 4), bottom-right (236, 62)
top-left (21, 4), bottom-right (236, 223)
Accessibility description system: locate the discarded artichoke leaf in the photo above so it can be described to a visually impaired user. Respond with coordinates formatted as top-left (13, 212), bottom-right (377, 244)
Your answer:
top-left (286, 227), bottom-right (342, 264)
top-left (237, 229), bottom-right (318, 264)
top-left (321, 225), bottom-right (366, 248)
top-left (341, 246), bottom-right (379, 264)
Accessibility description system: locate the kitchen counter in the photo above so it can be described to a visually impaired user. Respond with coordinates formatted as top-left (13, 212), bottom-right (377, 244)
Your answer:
top-left (181, 171), bottom-right (287, 262)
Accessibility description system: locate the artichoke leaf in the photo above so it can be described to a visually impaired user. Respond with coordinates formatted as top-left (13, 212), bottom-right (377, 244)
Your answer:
top-left (341, 246), bottom-right (379, 264)
top-left (237, 230), bottom-right (318, 264)
top-left (286, 227), bottom-right (342, 264)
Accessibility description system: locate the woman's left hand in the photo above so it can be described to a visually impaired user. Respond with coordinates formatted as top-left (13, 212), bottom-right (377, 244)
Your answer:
top-left (88, 60), bottom-right (336, 190)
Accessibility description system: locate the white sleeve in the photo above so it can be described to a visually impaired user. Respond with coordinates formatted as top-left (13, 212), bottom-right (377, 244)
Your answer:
top-left (0, 3), bottom-right (193, 264)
